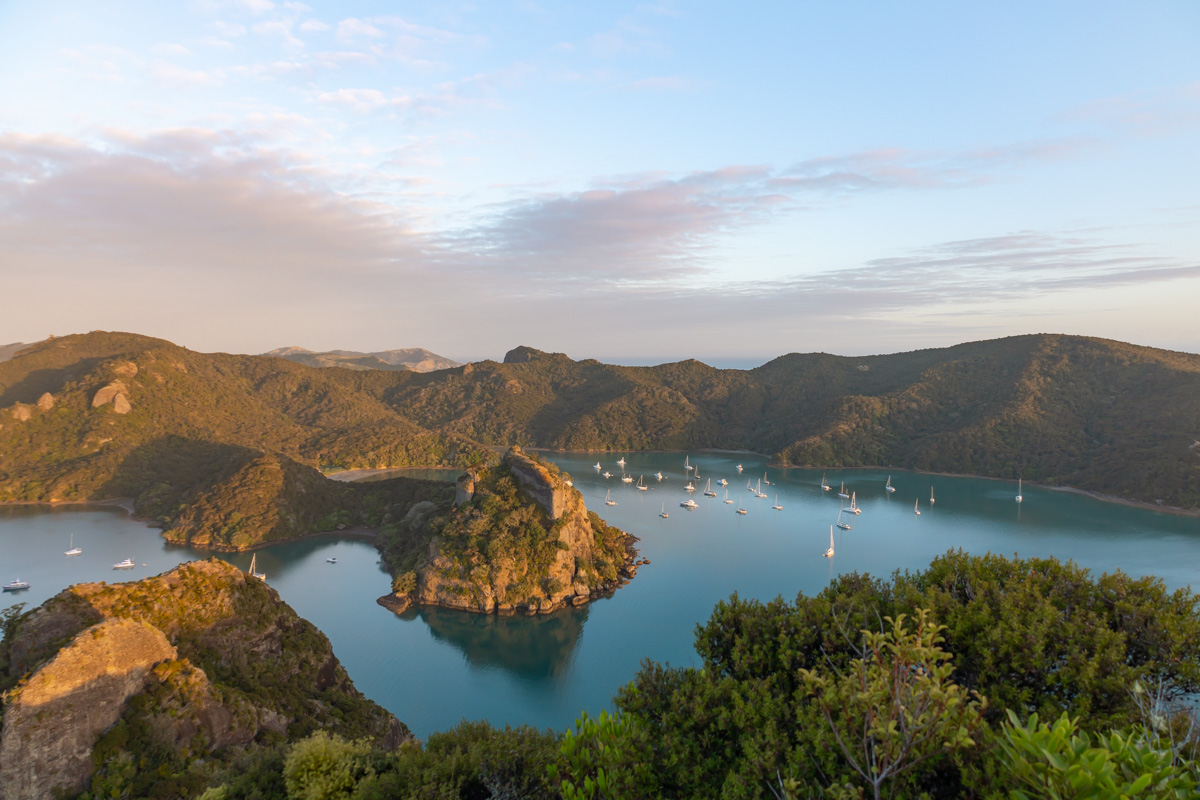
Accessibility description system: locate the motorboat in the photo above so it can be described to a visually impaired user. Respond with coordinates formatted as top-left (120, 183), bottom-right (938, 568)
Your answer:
top-left (326, 556), bottom-right (337, 563)
top-left (3, 579), bottom-right (30, 592)
top-left (112, 558), bottom-right (136, 570)
top-left (680, 498), bottom-right (698, 509)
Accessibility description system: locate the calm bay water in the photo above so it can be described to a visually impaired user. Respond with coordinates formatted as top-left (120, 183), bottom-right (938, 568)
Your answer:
top-left (2, 452), bottom-right (1198, 738)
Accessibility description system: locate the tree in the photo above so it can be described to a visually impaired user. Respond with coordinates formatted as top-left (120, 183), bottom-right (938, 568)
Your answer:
top-left (798, 610), bottom-right (987, 800)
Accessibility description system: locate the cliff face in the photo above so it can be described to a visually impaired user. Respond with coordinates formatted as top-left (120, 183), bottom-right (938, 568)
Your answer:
top-left (382, 447), bottom-right (637, 615)
top-left (0, 560), bottom-right (407, 800)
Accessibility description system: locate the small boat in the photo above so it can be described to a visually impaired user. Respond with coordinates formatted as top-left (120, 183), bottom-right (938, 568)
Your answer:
top-left (65, 533), bottom-right (82, 556)
top-left (112, 558), bottom-right (135, 570)
top-left (636, 475), bottom-right (648, 491)
top-left (594, 462), bottom-right (601, 470)
top-left (885, 475), bottom-right (895, 493)
top-left (746, 479), bottom-right (754, 492)
top-left (605, 490), bottom-right (617, 507)
top-left (823, 526), bottom-right (835, 558)
top-left (703, 479), bottom-right (717, 498)
top-left (248, 553), bottom-right (266, 580)
top-left (849, 491), bottom-right (861, 515)
top-left (836, 509), bottom-right (852, 530)
top-left (723, 488), bottom-right (734, 504)
top-left (326, 556), bottom-right (337, 564)
top-left (736, 464), bottom-right (743, 473)
top-left (603, 471), bottom-right (612, 479)
top-left (755, 479), bottom-right (767, 499)
top-left (930, 487), bottom-right (935, 505)
top-left (621, 474), bottom-right (634, 483)
top-left (685, 482), bottom-right (696, 493)
top-left (914, 499), bottom-right (921, 516)
top-left (772, 494), bottom-right (782, 511)
top-left (659, 503), bottom-right (669, 519)
top-left (3, 579), bottom-right (30, 592)
top-left (820, 473), bottom-right (830, 491)
top-left (736, 502), bottom-right (747, 515)
top-left (680, 498), bottom-right (698, 509)
top-left (717, 478), bottom-right (728, 486)
top-left (655, 472), bottom-right (664, 481)
top-left (617, 457), bottom-right (626, 467)
top-left (684, 456), bottom-right (692, 472)
top-left (838, 481), bottom-right (849, 499)
top-left (1015, 478), bottom-right (1023, 504)
top-left (763, 472), bottom-right (770, 486)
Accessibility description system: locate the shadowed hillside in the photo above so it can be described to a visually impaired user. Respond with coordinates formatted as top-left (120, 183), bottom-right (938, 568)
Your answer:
top-left (2, 331), bottom-right (1198, 511)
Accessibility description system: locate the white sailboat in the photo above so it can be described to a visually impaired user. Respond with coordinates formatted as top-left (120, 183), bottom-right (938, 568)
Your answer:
top-left (820, 473), bottom-right (830, 491)
top-left (914, 499), bottom-right (921, 516)
top-left (736, 502), bottom-right (747, 515)
top-left (685, 481), bottom-right (696, 493)
top-left (636, 475), bottom-right (648, 491)
top-left (849, 491), bottom-right (861, 515)
top-left (65, 533), bottom-right (82, 556)
top-left (746, 479), bottom-right (754, 491)
top-left (824, 526), bottom-right (835, 558)
top-left (930, 487), bottom-right (935, 505)
top-left (248, 553), bottom-right (266, 580)
top-left (684, 456), bottom-right (692, 472)
top-left (603, 471), bottom-right (612, 478)
top-left (703, 479), bottom-right (717, 497)
top-left (838, 481), bottom-right (849, 499)
top-left (617, 457), bottom-right (626, 467)
top-left (763, 472), bottom-right (770, 486)
top-left (1015, 478), bottom-right (1023, 504)
top-left (605, 490), bottom-right (617, 506)
top-left (660, 503), bottom-right (669, 519)
top-left (621, 473), bottom-right (634, 483)
top-left (723, 488), bottom-right (734, 504)
top-left (772, 494), bottom-right (782, 511)
top-left (594, 462), bottom-right (601, 470)
top-left (836, 508), bottom-right (852, 530)
top-left (885, 475), bottom-right (895, 493)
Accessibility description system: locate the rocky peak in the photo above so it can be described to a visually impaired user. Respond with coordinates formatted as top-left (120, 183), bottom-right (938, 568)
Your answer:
top-left (504, 446), bottom-right (572, 521)
top-left (503, 345), bottom-right (545, 364)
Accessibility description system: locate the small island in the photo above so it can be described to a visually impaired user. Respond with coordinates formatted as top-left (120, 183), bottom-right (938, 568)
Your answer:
top-left (376, 447), bottom-right (639, 615)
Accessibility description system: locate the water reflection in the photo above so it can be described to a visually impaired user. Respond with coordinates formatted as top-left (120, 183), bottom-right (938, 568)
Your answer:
top-left (414, 604), bottom-right (589, 680)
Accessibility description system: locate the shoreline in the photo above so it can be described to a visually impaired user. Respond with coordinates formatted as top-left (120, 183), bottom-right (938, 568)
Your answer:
top-left (531, 448), bottom-right (1200, 519)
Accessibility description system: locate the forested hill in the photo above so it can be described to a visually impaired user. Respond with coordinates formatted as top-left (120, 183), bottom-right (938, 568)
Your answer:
top-left (2, 331), bottom-right (1198, 510)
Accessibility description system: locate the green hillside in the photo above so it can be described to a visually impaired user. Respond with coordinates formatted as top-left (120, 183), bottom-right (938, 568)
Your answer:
top-left (2, 331), bottom-right (1198, 515)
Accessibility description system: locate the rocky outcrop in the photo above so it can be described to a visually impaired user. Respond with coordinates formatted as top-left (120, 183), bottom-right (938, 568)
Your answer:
top-left (0, 618), bottom-right (176, 800)
top-left (91, 379), bottom-right (131, 413)
top-left (0, 560), bottom-right (409, 799)
top-left (9, 404), bottom-right (30, 422)
top-left (35, 392), bottom-right (54, 410)
top-left (382, 447), bottom-right (638, 616)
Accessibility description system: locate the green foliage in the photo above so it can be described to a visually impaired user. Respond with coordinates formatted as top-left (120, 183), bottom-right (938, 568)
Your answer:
top-left (549, 710), bottom-right (654, 800)
top-left (798, 610), bottom-right (987, 800)
top-left (997, 710), bottom-right (1200, 799)
top-left (283, 731), bottom-right (375, 800)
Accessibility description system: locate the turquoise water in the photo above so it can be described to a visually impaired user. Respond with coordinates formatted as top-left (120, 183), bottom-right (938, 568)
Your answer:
top-left (2, 453), bottom-right (1198, 738)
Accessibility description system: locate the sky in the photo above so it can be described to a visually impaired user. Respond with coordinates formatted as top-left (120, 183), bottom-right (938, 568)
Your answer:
top-left (1, 1), bottom-right (1198, 366)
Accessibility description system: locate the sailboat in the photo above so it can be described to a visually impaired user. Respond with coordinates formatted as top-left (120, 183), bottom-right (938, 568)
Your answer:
top-left (914, 499), bottom-right (921, 516)
top-left (736, 502), bottom-right (747, 515)
top-left (772, 494), bottom-right (782, 511)
top-left (820, 473), bottom-right (830, 491)
top-left (621, 473), bottom-right (634, 483)
top-left (824, 526), bottom-right (835, 558)
top-left (885, 475), bottom-right (895, 493)
top-left (838, 481), bottom-right (849, 499)
top-left (594, 462), bottom-right (601, 470)
top-left (655, 472), bottom-right (664, 481)
top-left (636, 475), bottom-right (648, 491)
top-left (736, 463), bottom-right (743, 473)
top-left (836, 508), bottom-right (852, 530)
top-left (849, 491), bottom-right (861, 515)
top-left (746, 479), bottom-right (754, 492)
top-left (617, 457), bottom-right (626, 467)
top-left (685, 481), bottom-right (696, 493)
top-left (659, 503), bottom-right (669, 519)
top-left (65, 533), bottom-right (82, 556)
top-left (603, 471), bottom-right (612, 478)
top-left (1015, 478), bottom-right (1023, 504)
top-left (763, 472), bottom-right (770, 486)
top-left (930, 487), bottom-right (935, 505)
top-left (703, 479), bottom-right (717, 497)
top-left (723, 488), bottom-right (734, 504)
top-left (684, 456), bottom-right (692, 472)
top-left (605, 490), bottom-right (617, 507)
top-left (248, 553), bottom-right (266, 580)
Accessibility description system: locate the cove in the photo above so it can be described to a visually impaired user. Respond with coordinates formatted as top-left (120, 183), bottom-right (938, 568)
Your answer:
top-left (2, 451), bottom-right (1198, 738)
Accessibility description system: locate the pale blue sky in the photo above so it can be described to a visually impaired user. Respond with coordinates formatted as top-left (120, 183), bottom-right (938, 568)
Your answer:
top-left (1, 1), bottom-right (1197, 364)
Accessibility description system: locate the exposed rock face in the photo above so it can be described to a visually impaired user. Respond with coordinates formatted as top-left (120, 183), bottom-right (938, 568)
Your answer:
top-left (455, 468), bottom-right (478, 506)
top-left (387, 447), bottom-right (638, 615)
top-left (112, 360), bottom-right (138, 378)
top-left (0, 560), bottom-right (409, 799)
top-left (35, 392), bottom-right (54, 410)
top-left (503, 345), bottom-right (543, 363)
top-left (9, 404), bottom-right (30, 422)
top-left (0, 618), bottom-right (176, 800)
top-left (91, 380), bottom-right (128, 408)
